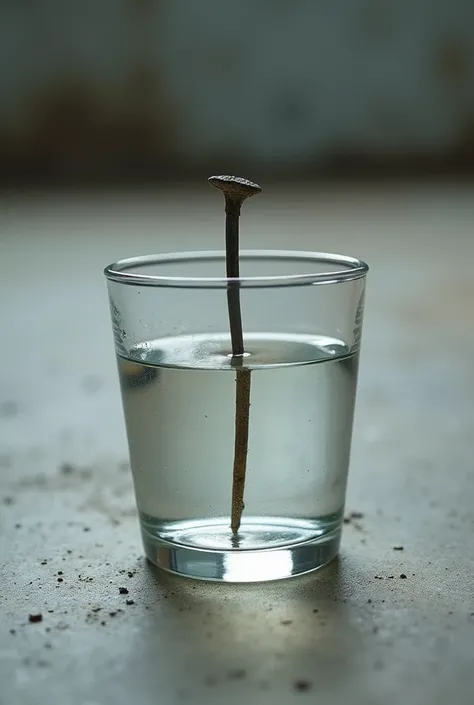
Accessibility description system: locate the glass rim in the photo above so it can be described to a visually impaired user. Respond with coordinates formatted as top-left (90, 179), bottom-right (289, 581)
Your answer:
top-left (104, 250), bottom-right (369, 289)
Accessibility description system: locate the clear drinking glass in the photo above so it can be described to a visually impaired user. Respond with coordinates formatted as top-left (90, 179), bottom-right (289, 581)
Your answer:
top-left (104, 250), bottom-right (368, 582)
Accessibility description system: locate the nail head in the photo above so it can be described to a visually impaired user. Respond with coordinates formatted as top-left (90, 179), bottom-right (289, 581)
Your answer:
top-left (208, 175), bottom-right (262, 201)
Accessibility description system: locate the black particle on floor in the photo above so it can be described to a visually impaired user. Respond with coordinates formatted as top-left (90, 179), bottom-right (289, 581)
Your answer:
top-left (28, 614), bottom-right (43, 623)
top-left (281, 619), bottom-right (293, 626)
top-left (100, 621), bottom-right (106, 626)
top-left (312, 608), bottom-right (319, 613)
top-left (10, 629), bottom-right (16, 635)
top-left (294, 679), bottom-right (312, 692)
top-left (82, 375), bottom-right (102, 395)
top-left (57, 577), bottom-right (63, 583)
top-left (83, 527), bottom-right (90, 532)
top-left (227, 668), bottom-right (246, 680)
top-left (119, 587), bottom-right (129, 595)
top-left (400, 574), bottom-right (407, 579)
top-left (126, 600), bottom-right (135, 606)
top-left (57, 571), bottom-right (63, 576)
top-left (393, 546), bottom-right (404, 551)
top-left (0, 400), bottom-right (19, 417)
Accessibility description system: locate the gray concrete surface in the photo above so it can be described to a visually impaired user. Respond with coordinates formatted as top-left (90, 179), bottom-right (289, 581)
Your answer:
top-left (1, 183), bottom-right (474, 704)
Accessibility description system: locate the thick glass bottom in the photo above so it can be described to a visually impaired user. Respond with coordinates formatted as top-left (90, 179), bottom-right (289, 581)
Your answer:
top-left (141, 515), bottom-right (341, 582)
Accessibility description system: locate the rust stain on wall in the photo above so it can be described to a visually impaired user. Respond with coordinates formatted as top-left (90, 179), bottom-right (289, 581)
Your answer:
top-left (434, 36), bottom-right (470, 85)
top-left (128, 0), bottom-right (157, 15)
top-left (0, 67), bottom-right (181, 184)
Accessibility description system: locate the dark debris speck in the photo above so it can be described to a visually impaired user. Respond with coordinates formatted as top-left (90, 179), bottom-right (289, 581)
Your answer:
top-left (294, 679), bottom-right (312, 693)
top-left (119, 587), bottom-right (129, 595)
top-left (126, 599), bottom-right (135, 606)
top-left (281, 619), bottom-right (293, 626)
top-left (81, 375), bottom-right (102, 395)
top-left (28, 614), bottom-right (43, 623)
top-left (227, 668), bottom-right (246, 680)
top-left (0, 400), bottom-right (19, 417)
top-left (393, 546), bottom-right (404, 551)
top-left (400, 574), bottom-right (407, 579)
top-left (344, 511), bottom-right (364, 524)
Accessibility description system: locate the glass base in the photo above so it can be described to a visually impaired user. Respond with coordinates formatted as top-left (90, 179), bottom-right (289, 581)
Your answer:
top-left (141, 516), bottom-right (341, 582)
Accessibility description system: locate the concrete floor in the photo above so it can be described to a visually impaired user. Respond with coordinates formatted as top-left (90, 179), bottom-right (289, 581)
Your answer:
top-left (1, 183), bottom-right (474, 704)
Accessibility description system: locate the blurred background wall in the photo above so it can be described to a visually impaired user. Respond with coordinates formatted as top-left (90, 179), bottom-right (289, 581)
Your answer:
top-left (1, 0), bottom-right (474, 187)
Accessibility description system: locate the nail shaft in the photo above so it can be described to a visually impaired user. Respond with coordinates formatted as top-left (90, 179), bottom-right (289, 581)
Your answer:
top-left (208, 175), bottom-right (261, 535)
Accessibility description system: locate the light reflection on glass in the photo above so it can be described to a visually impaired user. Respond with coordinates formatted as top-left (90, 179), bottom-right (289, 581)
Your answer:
top-left (223, 549), bottom-right (293, 582)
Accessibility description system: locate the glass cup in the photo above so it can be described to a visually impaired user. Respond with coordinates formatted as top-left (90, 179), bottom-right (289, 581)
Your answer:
top-left (104, 250), bottom-right (368, 582)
